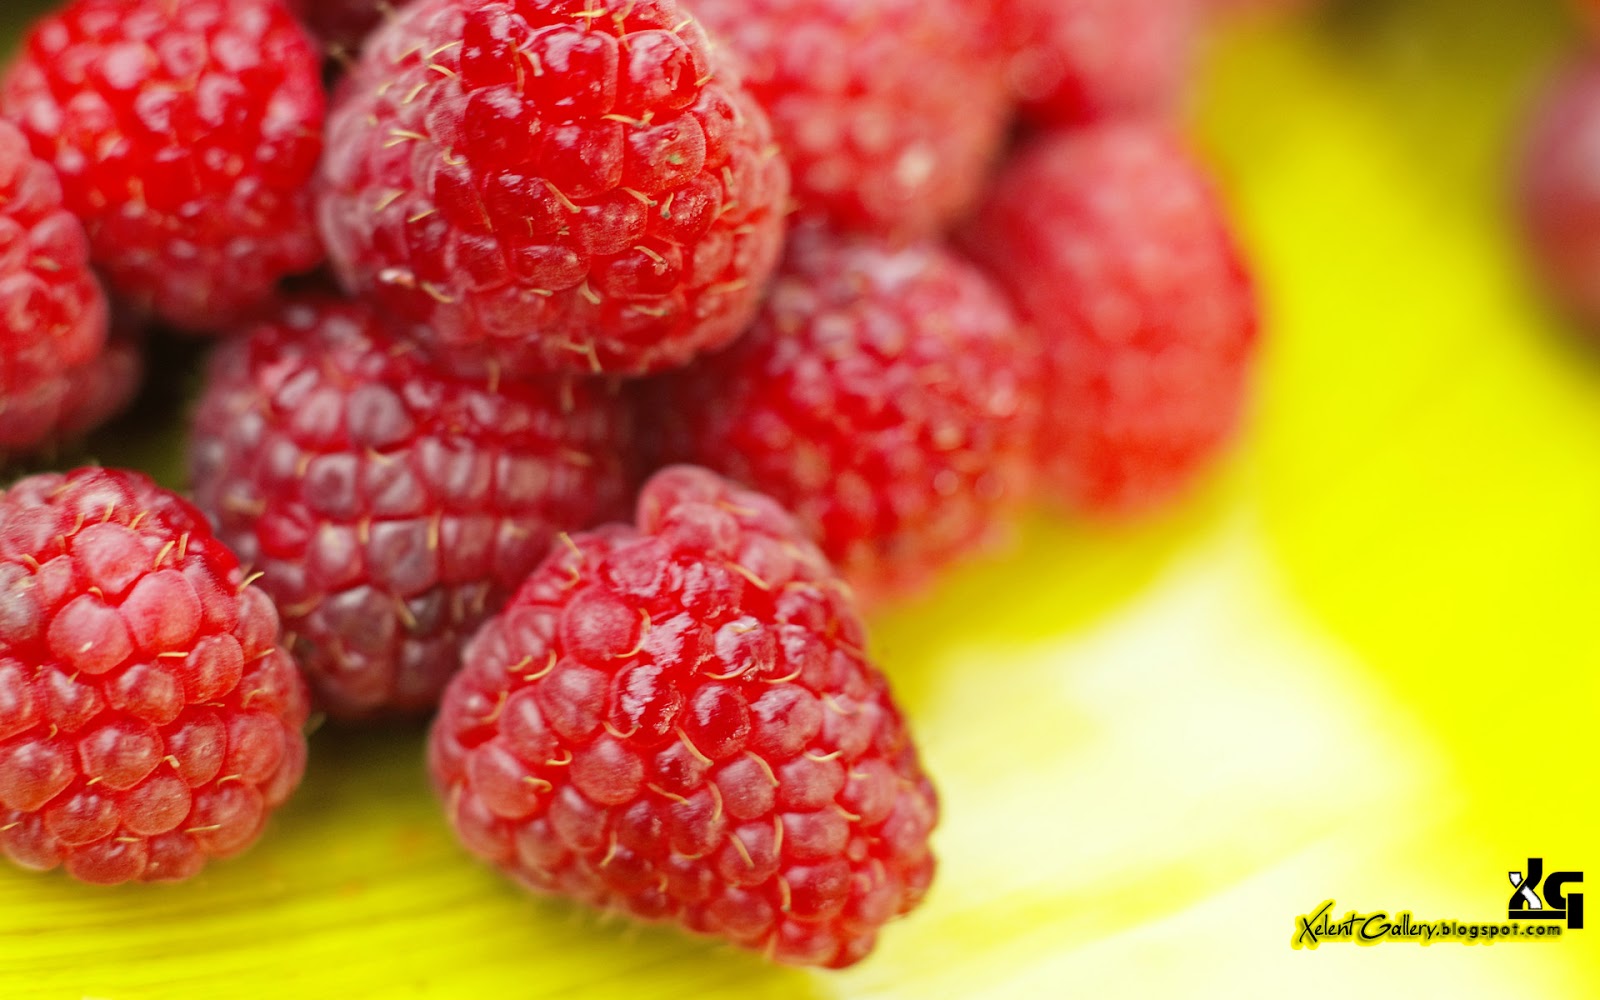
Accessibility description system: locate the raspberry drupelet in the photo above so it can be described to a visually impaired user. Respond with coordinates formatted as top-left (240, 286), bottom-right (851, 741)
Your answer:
top-left (0, 0), bottom-right (327, 333)
top-left (650, 230), bottom-right (1040, 600)
top-left (317, 0), bottom-right (790, 379)
top-left (429, 467), bottom-right (938, 968)
top-left (0, 118), bottom-right (134, 455)
top-left (689, 0), bottom-right (1011, 241)
top-left (188, 298), bottom-right (634, 719)
top-left (963, 124), bottom-right (1259, 513)
top-left (0, 468), bottom-right (309, 885)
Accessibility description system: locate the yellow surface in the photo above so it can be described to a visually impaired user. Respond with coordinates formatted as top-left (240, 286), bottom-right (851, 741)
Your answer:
top-left (3, 0), bottom-right (1598, 996)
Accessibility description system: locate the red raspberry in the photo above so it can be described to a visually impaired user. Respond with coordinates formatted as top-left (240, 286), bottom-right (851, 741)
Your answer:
top-left (317, 0), bottom-right (790, 378)
top-left (1519, 59), bottom-right (1600, 331)
top-left (0, 335), bottom-right (142, 458)
top-left (429, 466), bottom-right (938, 968)
top-left (285, 0), bottom-right (391, 55)
top-left (0, 117), bottom-right (129, 454)
top-left (962, 124), bottom-right (1259, 513)
top-left (649, 230), bottom-right (1040, 599)
top-left (994, 0), bottom-right (1199, 126)
top-left (690, 0), bottom-right (1011, 240)
top-left (0, 0), bottom-right (326, 332)
top-left (189, 298), bottom-right (634, 719)
top-left (0, 468), bottom-right (309, 885)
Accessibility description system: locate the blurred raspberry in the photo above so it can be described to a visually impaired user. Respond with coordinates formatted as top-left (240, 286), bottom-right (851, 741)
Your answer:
top-left (993, 0), bottom-right (1199, 126)
top-left (0, 467), bottom-right (309, 884)
top-left (0, 0), bottom-right (326, 332)
top-left (963, 124), bottom-right (1259, 513)
top-left (1519, 58), bottom-right (1600, 332)
top-left (189, 298), bottom-right (634, 719)
top-left (429, 466), bottom-right (937, 968)
top-left (0, 117), bottom-right (135, 454)
top-left (317, 0), bottom-right (789, 378)
top-left (285, 0), bottom-right (392, 55)
top-left (691, 0), bottom-right (1011, 240)
top-left (650, 230), bottom-right (1039, 599)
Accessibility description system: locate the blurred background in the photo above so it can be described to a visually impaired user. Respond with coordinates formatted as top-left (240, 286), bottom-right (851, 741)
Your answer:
top-left (2, 0), bottom-right (1598, 996)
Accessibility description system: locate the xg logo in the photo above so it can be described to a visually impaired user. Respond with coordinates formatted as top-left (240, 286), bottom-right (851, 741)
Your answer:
top-left (1509, 858), bottom-right (1584, 929)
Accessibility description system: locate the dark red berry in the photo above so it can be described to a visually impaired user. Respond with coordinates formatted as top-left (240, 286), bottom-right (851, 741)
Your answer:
top-left (0, 0), bottom-right (326, 332)
top-left (963, 124), bottom-right (1259, 512)
top-left (317, 0), bottom-right (789, 378)
top-left (285, 0), bottom-right (392, 56)
top-left (0, 467), bottom-right (309, 884)
top-left (189, 298), bottom-right (634, 719)
top-left (651, 230), bottom-right (1040, 599)
top-left (429, 466), bottom-right (937, 968)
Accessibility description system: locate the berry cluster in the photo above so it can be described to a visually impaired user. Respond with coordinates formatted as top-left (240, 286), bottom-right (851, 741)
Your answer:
top-left (0, 0), bottom-right (1270, 971)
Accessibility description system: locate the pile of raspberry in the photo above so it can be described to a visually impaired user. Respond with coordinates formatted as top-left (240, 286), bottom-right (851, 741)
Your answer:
top-left (0, 0), bottom-right (1274, 971)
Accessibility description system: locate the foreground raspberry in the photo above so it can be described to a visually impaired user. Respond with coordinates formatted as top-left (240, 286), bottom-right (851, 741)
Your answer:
top-left (189, 299), bottom-right (633, 719)
top-left (993, 0), bottom-right (1199, 126)
top-left (1519, 59), bottom-right (1600, 331)
top-left (0, 468), bottom-right (309, 884)
top-left (963, 124), bottom-right (1259, 512)
top-left (318, 0), bottom-right (789, 378)
top-left (429, 467), bottom-right (938, 968)
top-left (0, 0), bottom-right (326, 332)
top-left (691, 0), bottom-right (1010, 240)
top-left (0, 118), bottom-right (128, 454)
top-left (650, 231), bottom-right (1040, 599)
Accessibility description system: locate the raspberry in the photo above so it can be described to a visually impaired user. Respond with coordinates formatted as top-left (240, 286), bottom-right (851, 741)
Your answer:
top-left (189, 298), bottom-right (634, 719)
top-left (690, 0), bottom-right (1010, 240)
top-left (285, 0), bottom-right (391, 56)
top-left (317, 0), bottom-right (790, 378)
top-left (1519, 59), bottom-right (1600, 331)
top-left (0, 467), bottom-right (309, 884)
top-left (0, 335), bottom-right (142, 458)
top-left (649, 230), bottom-right (1040, 599)
top-left (0, 0), bottom-right (326, 332)
top-left (994, 0), bottom-right (1199, 126)
top-left (962, 124), bottom-right (1259, 513)
top-left (0, 117), bottom-right (127, 454)
top-left (429, 466), bottom-right (937, 968)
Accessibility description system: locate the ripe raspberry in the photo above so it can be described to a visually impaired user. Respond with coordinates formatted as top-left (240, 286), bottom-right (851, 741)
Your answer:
top-left (690, 0), bottom-right (1011, 240)
top-left (317, 0), bottom-right (790, 378)
top-left (649, 231), bottom-right (1040, 599)
top-left (0, 117), bottom-right (126, 454)
top-left (993, 0), bottom-right (1199, 126)
top-left (429, 466), bottom-right (938, 968)
top-left (284, 0), bottom-right (391, 56)
top-left (962, 124), bottom-right (1259, 513)
top-left (0, 335), bottom-right (142, 458)
top-left (189, 298), bottom-right (634, 719)
top-left (0, 468), bottom-right (309, 885)
top-left (1519, 59), bottom-right (1600, 331)
top-left (0, 0), bottom-right (326, 332)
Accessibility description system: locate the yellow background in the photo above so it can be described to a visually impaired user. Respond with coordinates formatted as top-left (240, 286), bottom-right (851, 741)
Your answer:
top-left (2, 0), bottom-right (1597, 996)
